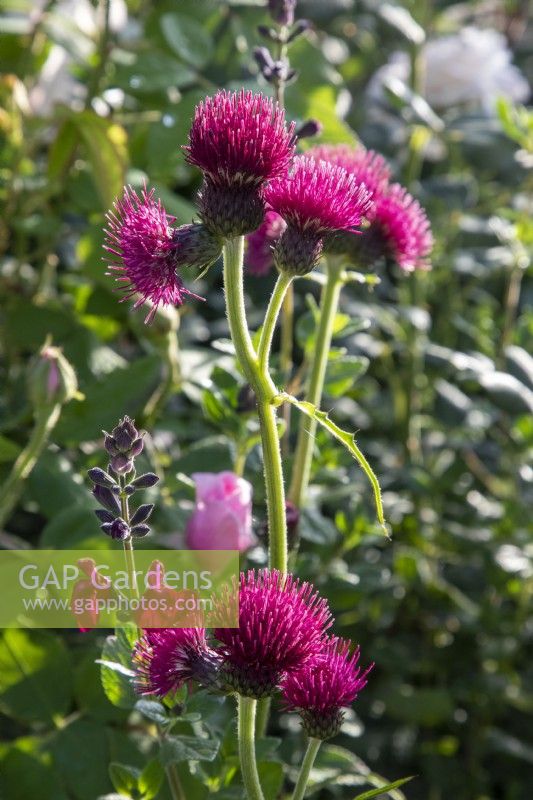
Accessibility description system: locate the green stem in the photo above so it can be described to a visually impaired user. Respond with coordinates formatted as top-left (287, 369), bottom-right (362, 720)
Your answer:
top-left (289, 260), bottom-right (343, 508)
top-left (0, 404), bottom-right (61, 530)
top-left (223, 238), bottom-right (287, 573)
top-left (258, 401), bottom-right (287, 573)
top-left (255, 697), bottom-right (271, 738)
top-left (119, 476), bottom-right (140, 603)
top-left (238, 696), bottom-right (265, 800)
top-left (292, 738), bottom-right (321, 800)
top-left (257, 272), bottom-right (293, 374)
top-left (165, 763), bottom-right (186, 800)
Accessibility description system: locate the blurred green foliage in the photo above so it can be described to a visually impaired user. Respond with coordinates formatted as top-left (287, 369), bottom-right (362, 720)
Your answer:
top-left (0, 1), bottom-right (532, 799)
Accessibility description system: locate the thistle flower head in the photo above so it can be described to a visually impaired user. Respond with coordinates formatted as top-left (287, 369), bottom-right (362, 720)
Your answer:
top-left (104, 185), bottom-right (203, 323)
top-left (373, 183), bottom-right (433, 271)
top-left (185, 90), bottom-right (296, 189)
top-left (265, 157), bottom-right (373, 275)
top-left (307, 144), bottom-right (391, 209)
top-left (214, 569), bottom-right (333, 698)
top-left (133, 627), bottom-right (222, 697)
top-left (265, 156), bottom-right (373, 235)
top-left (282, 637), bottom-right (372, 739)
top-left (245, 210), bottom-right (286, 276)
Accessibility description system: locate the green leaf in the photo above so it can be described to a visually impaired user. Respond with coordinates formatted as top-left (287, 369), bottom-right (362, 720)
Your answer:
top-left (114, 52), bottom-right (197, 94)
top-left (138, 759), bottom-right (165, 800)
top-left (27, 451), bottom-right (92, 520)
top-left (257, 762), bottom-right (284, 800)
top-left (55, 355), bottom-right (162, 445)
top-left (100, 629), bottom-right (137, 710)
top-left (48, 118), bottom-right (79, 181)
top-left (160, 13), bottom-right (213, 69)
top-left (40, 506), bottom-right (109, 550)
top-left (279, 393), bottom-right (387, 533)
top-left (0, 434), bottom-right (21, 463)
top-left (353, 776), bottom-right (415, 799)
top-left (0, 737), bottom-right (69, 800)
top-left (72, 112), bottom-right (128, 210)
top-left (0, 629), bottom-right (72, 724)
top-left (159, 735), bottom-right (220, 765)
top-left (109, 763), bottom-right (140, 796)
top-left (52, 719), bottom-right (111, 800)
top-left (134, 699), bottom-right (169, 726)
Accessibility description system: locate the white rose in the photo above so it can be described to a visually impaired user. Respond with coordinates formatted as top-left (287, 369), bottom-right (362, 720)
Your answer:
top-left (368, 27), bottom-right (530, 114)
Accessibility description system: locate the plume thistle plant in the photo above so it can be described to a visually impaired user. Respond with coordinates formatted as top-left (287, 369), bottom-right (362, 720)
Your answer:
top-left (99, 7), bottom-right (434, 794)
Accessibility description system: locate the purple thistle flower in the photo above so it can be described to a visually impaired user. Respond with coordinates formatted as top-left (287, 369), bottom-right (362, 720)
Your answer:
top-left (133, 627), bottom-right (222, 697)
top-left (214, 569), bottom-right (333, 698)
top-left (185, 90), bottom-right (296, 189)
top-left (265, 156), bottom-right (374, 275)
top-left (265, 156), bottom-right (373, 234)
top-left (307, 144), bottom-right (391, 210)
top-left (104, 185), bottom-right (203, 323)
top-left (373, 182), bottom-right (434, 271)
top-left (282, 636), bottom-right (372, 739)
top-left (245, 210), bottom-right (287, 276)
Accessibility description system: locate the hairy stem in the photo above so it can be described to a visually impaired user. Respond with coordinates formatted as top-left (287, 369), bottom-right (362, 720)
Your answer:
top-left (223, 238), bottom-right (287, 573)
top-left (289, 260), bottom-right (343, 508)
top-left (0, 404), bottom-right (61, 530)
top-left (292, 738), bottom-right (321, 800)
top-left (238, 696), bottom-right (265, 800)
top-left (258, 272), bottom-right (293, 374)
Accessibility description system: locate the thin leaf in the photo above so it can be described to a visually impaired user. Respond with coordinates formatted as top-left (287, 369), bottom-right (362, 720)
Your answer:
top-left (353, 776), bottom-right (415, 799)
top-left (279, 393), bottom-right (388, 534)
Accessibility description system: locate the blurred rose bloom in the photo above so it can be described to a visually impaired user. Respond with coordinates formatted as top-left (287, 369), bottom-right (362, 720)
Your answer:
top-left (368, 27), bottom-right (529, 114)
top-left (186, 472), bottom-right (255, 552)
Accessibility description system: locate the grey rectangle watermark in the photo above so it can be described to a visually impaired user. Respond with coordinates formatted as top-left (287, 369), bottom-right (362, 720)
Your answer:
top-left (0, 550), bottom-right (239, 628)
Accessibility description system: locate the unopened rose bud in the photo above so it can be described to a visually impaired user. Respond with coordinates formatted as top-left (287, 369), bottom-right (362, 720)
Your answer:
top-left (27, 341), bottom-right (78, 408)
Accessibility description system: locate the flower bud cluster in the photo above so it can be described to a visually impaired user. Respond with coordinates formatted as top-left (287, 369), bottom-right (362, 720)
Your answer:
top-left (88, 416), bottom-right (159, 541)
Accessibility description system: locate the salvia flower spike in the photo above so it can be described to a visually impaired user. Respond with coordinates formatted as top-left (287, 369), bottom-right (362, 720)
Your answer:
top-left (89, 416), bottom-right (159, 541)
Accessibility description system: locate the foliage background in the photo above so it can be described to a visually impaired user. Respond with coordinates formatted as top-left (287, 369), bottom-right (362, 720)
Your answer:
top-left (0, 1), bottom-right (532, 799)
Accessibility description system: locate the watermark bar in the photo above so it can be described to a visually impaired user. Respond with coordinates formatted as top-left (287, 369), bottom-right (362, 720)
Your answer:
top-left (0, 550), bottom-right (239, 629)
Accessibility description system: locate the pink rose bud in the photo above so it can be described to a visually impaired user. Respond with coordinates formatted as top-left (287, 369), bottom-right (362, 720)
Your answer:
top-left (186, 471), bottom-right (255, 552)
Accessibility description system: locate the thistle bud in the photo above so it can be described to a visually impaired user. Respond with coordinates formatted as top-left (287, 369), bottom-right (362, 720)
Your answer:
top-left (273, 226), bottom-right (323, 276)
top-left (198, 180), bottom-right (266, 239)
top-left (173, 223), bottom-right (222, 271)
top-left (27, 342), bottom-right (78, 408)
